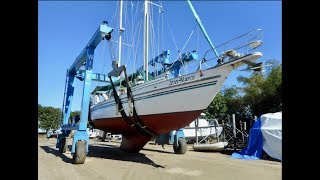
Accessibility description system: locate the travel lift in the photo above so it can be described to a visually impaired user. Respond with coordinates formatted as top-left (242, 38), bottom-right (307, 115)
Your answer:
top-left (56, 21), bottom-right (113, 164)
top-left (56, 21), bottom-right (189, 164)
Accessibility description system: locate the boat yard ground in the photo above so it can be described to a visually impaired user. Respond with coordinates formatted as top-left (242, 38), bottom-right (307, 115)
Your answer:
top-left (39, 136), bottom-right (281, 180)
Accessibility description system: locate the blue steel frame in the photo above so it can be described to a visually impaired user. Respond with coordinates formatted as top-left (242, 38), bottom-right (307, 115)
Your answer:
top-left (155, 129), bottom-right (185, 146)
top-left (56, 22), bottom-right (113, 155)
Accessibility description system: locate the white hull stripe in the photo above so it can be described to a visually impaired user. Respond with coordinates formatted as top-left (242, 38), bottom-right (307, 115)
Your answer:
top-left (92, 80), bottom-right (217, 112)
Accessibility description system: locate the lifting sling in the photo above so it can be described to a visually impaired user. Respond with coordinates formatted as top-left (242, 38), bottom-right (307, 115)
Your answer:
top-left (108, 67), bottom-right (157, 138)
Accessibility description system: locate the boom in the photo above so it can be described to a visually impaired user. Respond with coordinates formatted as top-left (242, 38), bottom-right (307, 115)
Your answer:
top-left (186, 0), bottom-right (219, 58)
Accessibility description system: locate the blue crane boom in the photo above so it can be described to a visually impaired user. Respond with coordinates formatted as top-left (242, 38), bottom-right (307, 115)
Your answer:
top-left (69, 22), bottom-right (113, 75)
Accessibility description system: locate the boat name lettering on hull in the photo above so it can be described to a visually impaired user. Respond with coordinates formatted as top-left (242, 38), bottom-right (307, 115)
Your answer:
top-left (169, 75), bottom-right (195, 86)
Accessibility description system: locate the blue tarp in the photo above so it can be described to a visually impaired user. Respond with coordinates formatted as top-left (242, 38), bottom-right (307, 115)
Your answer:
top-left (231, 118), bottom-right (263, 160)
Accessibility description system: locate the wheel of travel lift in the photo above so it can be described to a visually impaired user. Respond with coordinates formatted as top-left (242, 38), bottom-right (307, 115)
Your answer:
top-left (73, 140), bottom-right (86, 164)
top-left (101, 131), bottom-right (107, 142)
top-left (173, 138), bottom-right (187, 154)
top-left (59, 137), bottom-right (67, 153)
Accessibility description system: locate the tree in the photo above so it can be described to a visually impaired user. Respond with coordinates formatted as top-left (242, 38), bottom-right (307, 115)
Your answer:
top-left (69, 111), bottom-right (81, 123)
top-left (38, 104), bottom-right (62, 132)
top-left (204, 92), bottom-right (227, 120)
top-left (222, 86), bottom-right (250, 120)
top-left (68, 110), bottom-right (92, 128)
top-left (237, 61), bottom-right (282, 116)
top-left (38, 104), bottom-right (44, 128)
top-left (206, 60), bottom-right (282, 130)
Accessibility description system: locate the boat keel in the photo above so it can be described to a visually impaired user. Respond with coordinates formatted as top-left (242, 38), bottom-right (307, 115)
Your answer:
top-left (120, 133), bottom-right (151, 153)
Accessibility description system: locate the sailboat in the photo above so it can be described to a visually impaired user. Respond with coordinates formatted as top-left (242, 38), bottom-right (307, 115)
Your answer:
top-left (88, 0), bottom-right (263, 153)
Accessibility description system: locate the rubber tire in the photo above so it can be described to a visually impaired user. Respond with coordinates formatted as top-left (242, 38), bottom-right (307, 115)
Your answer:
top-left (73, 141), bottom-right (86, 164)
top-left (101, 132), bottom-right (106, 142)
top-left (59, 138), bottom-right (67, 153)
top-left (173, 138), bottom-right (187, 154)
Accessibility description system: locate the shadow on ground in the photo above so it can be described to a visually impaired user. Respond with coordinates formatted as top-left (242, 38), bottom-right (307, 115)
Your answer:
top-left (219, 149), bottom-right (281, 162)
top-left (142, 147), bottom-right (174, 155)
top-left (40, 144), bottom-right (165, 168)
top-left (40, 146), bottom-right (73, 164)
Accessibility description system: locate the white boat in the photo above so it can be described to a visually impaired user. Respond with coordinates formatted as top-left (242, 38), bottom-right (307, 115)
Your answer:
top-left (38, 128), bottom-right (47, 134)
top-left (184, 113), bottom-right (223, 143)
top-left (193, 142), bottom-right (228, 151)
top-left (95, 129), bottom-right (122, 141)
top-left (87, 128), bottom-right (98, 139)
top-left (88, 0), bottom-right (264, 153)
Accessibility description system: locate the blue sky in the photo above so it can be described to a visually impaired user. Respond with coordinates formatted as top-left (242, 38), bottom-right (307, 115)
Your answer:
top-left (38, 1), bottom-right (281, 111)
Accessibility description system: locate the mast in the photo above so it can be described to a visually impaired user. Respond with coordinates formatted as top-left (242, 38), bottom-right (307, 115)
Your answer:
top-left (118, 0), bottom-right (124, 65)
top-left (143, 0), bottom-right (150, 81)
top-left (187, 0), bottom-right (219, 58)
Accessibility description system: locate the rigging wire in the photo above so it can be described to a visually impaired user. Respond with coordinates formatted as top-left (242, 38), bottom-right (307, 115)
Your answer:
top-left (174, 23), bottom-right (197, 61)
top-left (123, 0), bottom-right (128, 68)
top-left (133, 19), bottom-right (143, 79)
top-left (161, 1), bottom-right (164, 54)
top-left (196, 26), bottom-right (200, 53)
top-left (131, 1), bottom-right (140, 46)
top-left (157, 2), bottom-right (160, 67)
top-left (149, 1), bottom-right (164, 76)
top-left (150, 3), bottom-right (157, 74)
top-left (129, 0), bottom-right (135, 74)
top-left (163, 14), bottom-right (179, 53)
top-left (164, 23), bottom-right (197, 76)
top-left (129, 3), bottom-right (143, 77)
top-left (110, 1), bottom-right (119, 28)
top-left (131, 2), bottom-right (142, 77)
top-left (149, 4), bottom-right (155, 74)
top-left (157, 1), bottom-right (163, 77)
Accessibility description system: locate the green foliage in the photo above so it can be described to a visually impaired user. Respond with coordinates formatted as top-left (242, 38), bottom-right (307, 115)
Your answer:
top-left (237, 61), bottom-right (282, 117)
top-left (68, 110), bottom-right (91, 128)
top-left (204, 60), bottom-right (282, 120)
top-left (222, 86), bottom-right (249, 119)
top-left (38, 104), bottom-right (62, 132)
top-left (69, 111), bottom-right (81, 123)
top-left (204, 93), bottom-right (227, 120)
